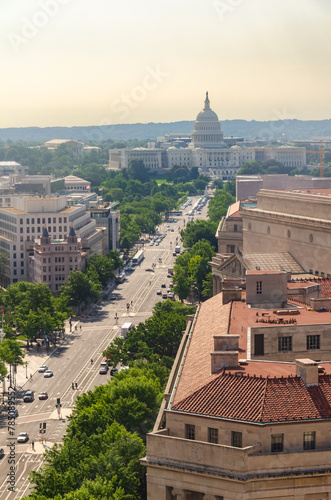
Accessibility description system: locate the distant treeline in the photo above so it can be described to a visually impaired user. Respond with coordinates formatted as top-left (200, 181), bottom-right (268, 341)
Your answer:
top-left (1, 119), bottom-right (331, 142)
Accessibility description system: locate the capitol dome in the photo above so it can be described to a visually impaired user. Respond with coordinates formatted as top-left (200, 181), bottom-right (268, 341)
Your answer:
top-left (190, 92), bottom-right (224, 148)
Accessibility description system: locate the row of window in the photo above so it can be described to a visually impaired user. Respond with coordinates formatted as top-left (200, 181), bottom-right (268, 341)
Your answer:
top-left (20, 226), bottom-right (68, 234)
top-left (19, 217), bottom-right (68, 224)
top-left (278, 334), bottom-right (320, 352)
top-left (185, 425), bottom-right (316, 451)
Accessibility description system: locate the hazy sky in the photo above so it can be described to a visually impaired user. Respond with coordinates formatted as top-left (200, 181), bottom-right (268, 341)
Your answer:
top-left (1, 0), bottom-right (331, 127)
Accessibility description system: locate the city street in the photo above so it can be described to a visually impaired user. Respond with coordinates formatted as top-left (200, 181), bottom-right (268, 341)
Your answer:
top-left (0, 195), bottom-right (209, 499)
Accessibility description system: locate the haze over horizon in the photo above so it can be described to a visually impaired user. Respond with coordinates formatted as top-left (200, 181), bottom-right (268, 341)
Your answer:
top-left (1, 0), bottom-right (331, 129)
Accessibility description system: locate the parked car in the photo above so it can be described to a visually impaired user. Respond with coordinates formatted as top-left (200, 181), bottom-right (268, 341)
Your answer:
top-left (38, 365), bottom-right (48, 373)
top-left (125, 266), bottom-right (135, 272)
top-left (44, 370), bottom-right (53, 378)
top-left (161, 283), bottom-right (166, 288)
top-left (162, 292), bottom-right (168, 299)
top-left (17, 432), bottom-right (29, 443)
top-left (38, 392), bottom-right (48, 400)
top-left (173, 252), bottom-right (177, 256)
top-left (23, 391), bottom-right (34, 402)
top-left (110, 368), bottom-right (118, 376)
top-left (156, 290), bottom-right (161, 295)
top-left (99, 366), bottom-right (108, 374)
top-left (100, 362), bottom-right (108, 371)
top-left (0, 448), bottom-right (4, 458)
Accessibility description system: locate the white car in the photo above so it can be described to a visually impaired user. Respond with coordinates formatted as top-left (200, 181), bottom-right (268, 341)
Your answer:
top-left (17, 432), bottom-right (29, 443)
top-left (44, 370), bottom-right (53, 378)
top-left (38, 365), bottom-right (48, 373)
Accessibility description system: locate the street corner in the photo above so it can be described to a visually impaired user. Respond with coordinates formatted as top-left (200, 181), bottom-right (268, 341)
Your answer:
top-left (49, 407), bottom-right (73, 420)
top-left (26, 440), bottom-right (55, 454)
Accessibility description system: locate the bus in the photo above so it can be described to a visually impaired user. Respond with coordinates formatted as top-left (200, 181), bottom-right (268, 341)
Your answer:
top-left (132, 249), bottom-right (144, 266)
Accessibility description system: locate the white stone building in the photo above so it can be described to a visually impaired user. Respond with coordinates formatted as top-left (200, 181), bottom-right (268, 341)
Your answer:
top-left (109, 93), bottom-right (306, 180)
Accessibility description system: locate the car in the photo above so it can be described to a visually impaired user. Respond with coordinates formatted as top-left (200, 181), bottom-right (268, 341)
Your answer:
top-left (38, 392), bottom-right (48, 400)
top-left (110, 368), bottom-right (118, 376)
top-left (161, 283), bottom-right (166, 288)
top-left (173, 252), bottom-right (177, 256)
top-left (149, 241), bottom-right (154, 246)
top-left (110, 294), bottom-right (116, 300)
top-left (99, 366), bottom-right (108, 374)
top-left (171, 228), bottom-right (174, 232)
top-left (167, 292), bottom-right (174, 299)
top-left (38, 365), bottom-right (48, 373)
top-left (156, 290), bottom-right (162, 295)
top-left (8, 408), bottom-right (18, 418)
top-left (44, 370), bottom-right (53, 378)
top-left (145, 268), bottom-right (154, 272)
top-left (155, 242), bottom-right (159, 246)
top-left (174, 219), bottom-right (177, 223)
top-left (169, 283), bottom-right (174, 288)
top-left (162, 293), bottom-right (168, 299)
top-left (17, 432), bottom-right (29, 443)
top-left (23, 391), bottom-right (34, 402)
top-left (125, 266), bottom-right (135, 272)
top-left (100, 362), bottom-right (108, 370)
top-left (167, 273), bottom-right (172, 278)
top-left (0, 448), bottom-right (4, 459)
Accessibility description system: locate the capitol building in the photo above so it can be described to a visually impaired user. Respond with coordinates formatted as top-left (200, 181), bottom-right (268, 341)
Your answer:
top-left (109, 93), bottom-right (306, 180)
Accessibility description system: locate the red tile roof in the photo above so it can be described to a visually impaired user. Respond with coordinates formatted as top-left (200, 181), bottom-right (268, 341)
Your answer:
top-left (171, 372), bottom-right (331, 423)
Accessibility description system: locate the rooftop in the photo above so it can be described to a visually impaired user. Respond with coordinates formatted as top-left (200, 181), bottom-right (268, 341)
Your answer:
top-left (172, 371), bottom-right (331, 423)
top-left (172, 293), bottom-right (331, 408)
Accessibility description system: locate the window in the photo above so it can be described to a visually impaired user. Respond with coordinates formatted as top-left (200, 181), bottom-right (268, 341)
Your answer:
top-left (20, 218), bottom-right (23, 224)
top-left (231, 431), bottom-right (242, 448)
top-left (307, 335), bottom-right (320, 350)
top-left (208, 427), bottom-right (218, 444)
top-left (185, 424), bottom-right (195, 440)
top-left (48, 218), bottom-right (51, 224)
top-left (256, 281), bottom-right (262, 294)
top-left (230, 245), bottom-right (235, 253)
top-left (303, 431), bottom-right (315, 450)
top-left (53, 217), bottom-right (56, 223)
top-left (271, 434), bottom-right (283, 452)
top-left (26, 218), bottom-right (29, 224)
top-left (278, 336), bottom-right (292, 352)
top-left (234, 224), bottom-right (238, 232)
top-left (37, 218), bottom-right (40, 224)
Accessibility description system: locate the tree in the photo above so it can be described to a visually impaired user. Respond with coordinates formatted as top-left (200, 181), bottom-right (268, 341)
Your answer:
top-left (128, 159), bottom-right (150, 183)
top-left (86, 255), bottom-right (115, 287)
top-left (208, 188), bottom-right (235, 223)
top-left (237, 161), bottom-right (264, 176)
top-left (181, 219), bottom-right (217, 249)
top-left (61, 271), bottom-right (102, 310)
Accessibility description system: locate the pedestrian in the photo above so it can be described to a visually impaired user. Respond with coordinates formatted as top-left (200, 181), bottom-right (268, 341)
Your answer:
top-left (41, 436), bottom-right (44, 444)
top-left (72, 382), bottom-right (75, 389)
top-left (30, 373), bottom-right (32, 381)
top-left (32, 441), bottom-right (34, 451)
top-left (75, 382), bottom-right (78, 389)
top-left (131, 300), bottom-right (133, 306)
top-left (80, 325), bottom-right (82, 331)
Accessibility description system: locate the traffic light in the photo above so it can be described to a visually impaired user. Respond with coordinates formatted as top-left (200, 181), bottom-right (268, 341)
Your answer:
top-left (43, 422), bottom-right (46, 430)
top-left (57, 398), bottom-right (61, 405)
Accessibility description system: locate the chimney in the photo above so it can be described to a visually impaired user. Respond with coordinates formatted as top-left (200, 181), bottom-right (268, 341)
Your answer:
top-left (296, 359), bottom-right (319, 387)
top-left (211, 335), bottom-right (239, 374)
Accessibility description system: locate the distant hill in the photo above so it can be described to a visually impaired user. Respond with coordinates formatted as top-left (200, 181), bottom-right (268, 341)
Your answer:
top-left (1, 119), bottom-right (331, 142)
